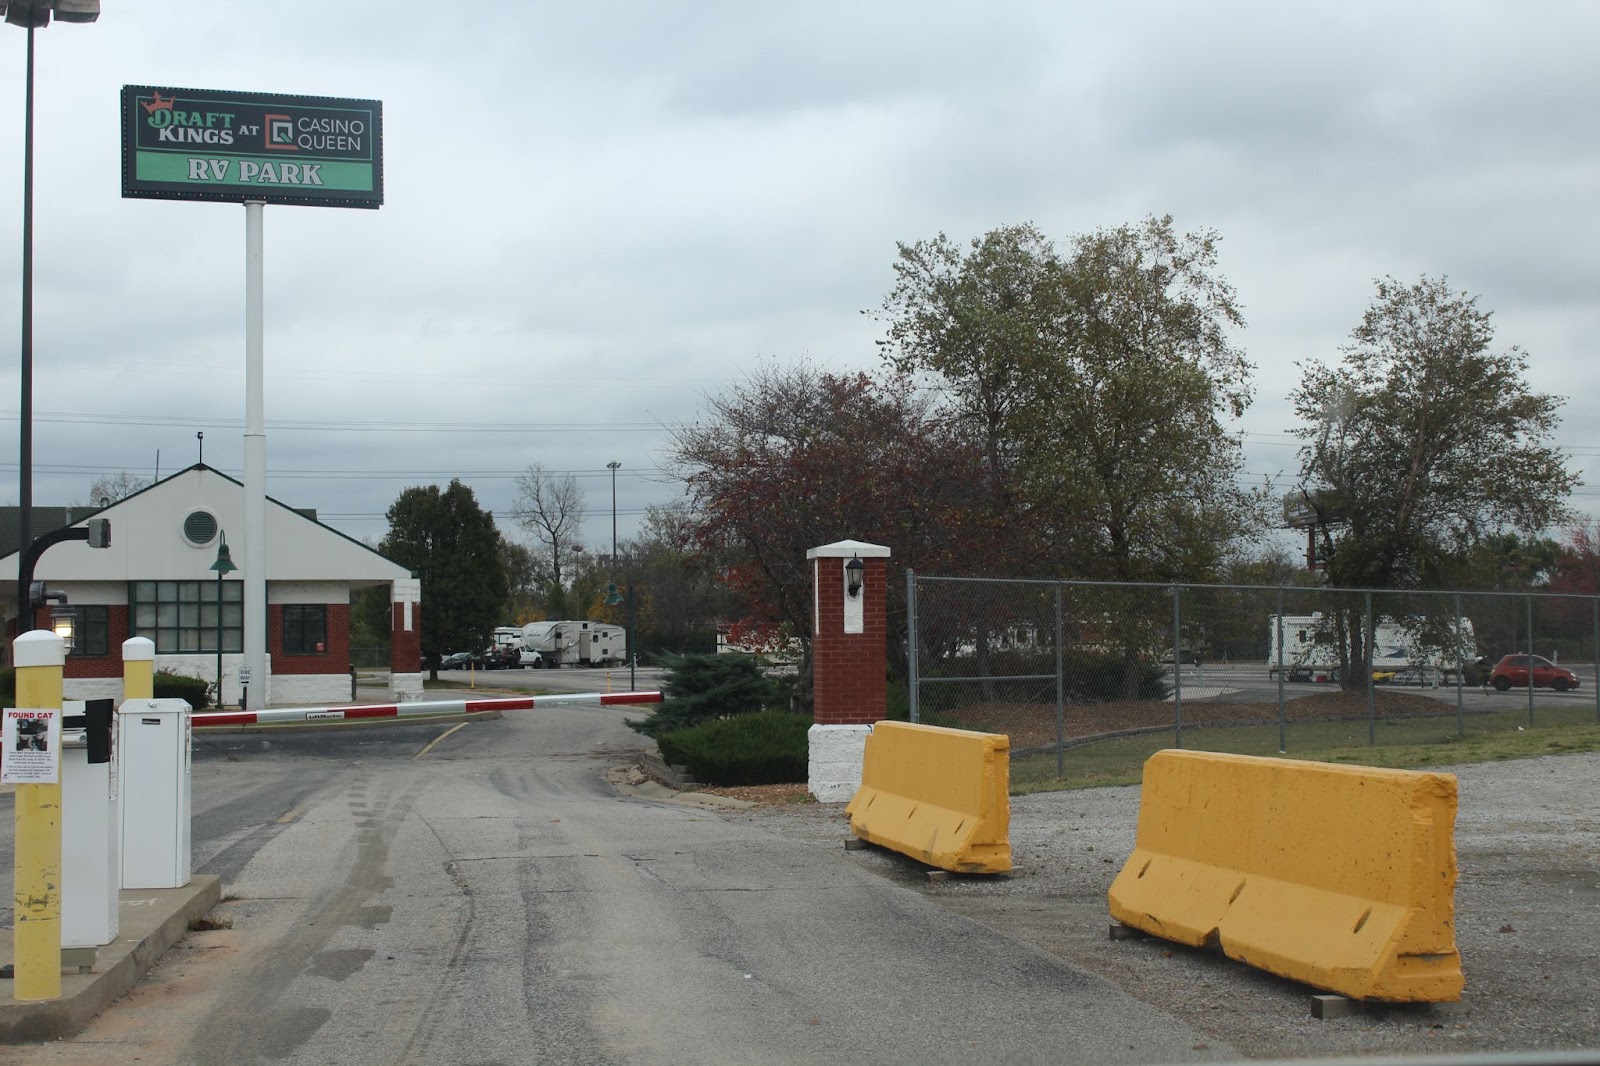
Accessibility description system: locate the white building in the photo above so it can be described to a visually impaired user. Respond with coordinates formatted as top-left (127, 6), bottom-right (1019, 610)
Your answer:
top-left (0, 464), bottom-right (422, 706)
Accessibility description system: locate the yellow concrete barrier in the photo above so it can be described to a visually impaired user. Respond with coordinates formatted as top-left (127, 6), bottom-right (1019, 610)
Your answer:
top-left (845, 721), bottom-right (1010, 874)
top-left (1108, 750), bottom-right (1462, 1002)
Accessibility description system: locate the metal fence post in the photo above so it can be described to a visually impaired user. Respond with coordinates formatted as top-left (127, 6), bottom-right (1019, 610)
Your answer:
top-left (1054, 583), bottom-right (1065, 777)
top-left (1453, 591), bottom-right (1465, 738)
top-left (1170, 584), bottom-right (1183, 750)
top-left (1365, 590), bottom-right (1376, 745)
top-left (1525, 594), bottom-right (1535, 727)
top-left (1594, 598), bottom-right (1599, 725)
top-left (1276, 588), bottom-right (1286, 754)
top-left (906, 567), bottom-right (919, 725)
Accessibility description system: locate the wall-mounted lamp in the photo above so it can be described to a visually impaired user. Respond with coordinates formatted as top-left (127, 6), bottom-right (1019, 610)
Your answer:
top-left (50, 603), bottom-right (75, 653)
top-left (845, 554), bottom-right (864, 599)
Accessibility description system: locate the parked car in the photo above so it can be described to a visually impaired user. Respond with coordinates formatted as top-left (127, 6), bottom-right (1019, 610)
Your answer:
top-left (441, 651), bottom-right (480, 670)
top-left (1488, 654), bottom-right (1580, 692)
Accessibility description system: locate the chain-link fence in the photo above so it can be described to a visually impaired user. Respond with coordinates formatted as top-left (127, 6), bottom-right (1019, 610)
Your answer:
top-left (906, 571), bottom-right (1600, 782)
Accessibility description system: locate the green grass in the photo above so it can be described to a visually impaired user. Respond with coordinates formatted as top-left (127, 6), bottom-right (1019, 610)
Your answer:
top-left (1011, 704), bottom-right (1600, 793)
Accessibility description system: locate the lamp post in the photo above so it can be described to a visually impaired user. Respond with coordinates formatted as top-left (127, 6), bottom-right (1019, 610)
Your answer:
top-left (607, 460), bottom-right (620, 566)
top-left (605, 579), bottom-right (635, 691)
top-left (210, 533), bottom-right (237, 708)
top-left (4, 0), bottom-right (100, 617)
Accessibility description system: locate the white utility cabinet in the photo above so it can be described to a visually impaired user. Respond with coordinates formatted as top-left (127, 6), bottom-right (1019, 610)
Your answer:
top-left (61, 698), bottom-right (120, 948)
top-left (117, 698), bottom-right (192, 889)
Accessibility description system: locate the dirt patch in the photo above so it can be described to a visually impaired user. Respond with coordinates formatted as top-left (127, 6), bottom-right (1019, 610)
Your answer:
top-left (695, 781), bottom-right (816, 806)
top-left (941, 688), bottom-right (1456, 751)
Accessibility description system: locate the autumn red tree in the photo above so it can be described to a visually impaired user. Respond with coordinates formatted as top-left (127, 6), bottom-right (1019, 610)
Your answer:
top-left (668, 361), bottom-right (1019, 711)
top-left (1550, 521), bottom-right (1600, 597)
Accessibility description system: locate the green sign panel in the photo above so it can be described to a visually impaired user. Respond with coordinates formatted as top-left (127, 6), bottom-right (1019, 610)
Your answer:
top-left (121, 85), bottom-right (383, 209)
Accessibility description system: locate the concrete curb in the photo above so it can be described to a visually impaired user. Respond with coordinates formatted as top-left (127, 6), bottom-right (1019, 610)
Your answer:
top-left (606, 764), bottom-right (753, 810)
top-left (0, 876), bottom-right (222, 1043)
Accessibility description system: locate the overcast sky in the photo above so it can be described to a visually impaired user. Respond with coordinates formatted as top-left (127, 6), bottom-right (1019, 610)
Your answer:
top-left (1, 1), bottom-right (1596, 562)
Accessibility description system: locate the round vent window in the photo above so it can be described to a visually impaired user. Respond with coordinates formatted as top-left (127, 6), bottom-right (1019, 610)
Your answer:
top-left (183, 509), bottom-right (219, 547)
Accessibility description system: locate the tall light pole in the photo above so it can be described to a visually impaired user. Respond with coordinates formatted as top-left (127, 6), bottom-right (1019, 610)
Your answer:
top-left (4, 1), bottom-right (100, 617)
top-left (606, 460), bottom-right (620, 566)
top-left (605, 460), bottom-right (630, 688)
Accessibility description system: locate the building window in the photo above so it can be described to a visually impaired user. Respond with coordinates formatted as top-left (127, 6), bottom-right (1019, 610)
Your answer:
top-left (130, 580), bottom-right (242, 654)
top-left (69, 605), bottom-right (110, 658)
top-left (283, 604), bottom-right (327, 655)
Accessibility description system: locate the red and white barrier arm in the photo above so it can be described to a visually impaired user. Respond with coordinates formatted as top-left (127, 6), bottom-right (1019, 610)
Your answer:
top-left (191, 690), bottom-right (662, 728)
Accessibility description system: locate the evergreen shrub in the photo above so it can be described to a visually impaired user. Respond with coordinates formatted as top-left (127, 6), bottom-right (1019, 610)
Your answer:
top-left (153, 670), bottom-right (211, 710)
top-left (629, 652), bottom-right (781, 738)
top-left (655, 710), bottom-right (811, 786)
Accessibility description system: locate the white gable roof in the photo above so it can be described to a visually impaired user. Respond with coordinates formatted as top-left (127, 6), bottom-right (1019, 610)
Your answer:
top-left (1, 465), bottom-right (409, 586)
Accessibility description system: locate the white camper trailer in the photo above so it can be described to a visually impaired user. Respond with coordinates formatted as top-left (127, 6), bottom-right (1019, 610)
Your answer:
top-left (578, 623), bottom-right (626, 667)
top-left (518, 620), bottom-right (626, 667)
top-left (1267, 613), bottom-right (1476, 682)
top-left (518, 620), bottom-right (578, 667)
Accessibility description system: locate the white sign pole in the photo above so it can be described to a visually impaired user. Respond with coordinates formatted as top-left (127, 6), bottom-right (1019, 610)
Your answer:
top-left (243, 201), bottom-right (268, 708)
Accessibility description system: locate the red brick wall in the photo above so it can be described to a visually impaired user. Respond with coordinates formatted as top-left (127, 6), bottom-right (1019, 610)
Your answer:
top-left (811, 555), bottom-right (888, 725)
top-left (63, 605), bottom-right (130, 679)
top-left (391, 600), bottom-right (421, 672)
top-left (268, 602), bottom-right (350, 675)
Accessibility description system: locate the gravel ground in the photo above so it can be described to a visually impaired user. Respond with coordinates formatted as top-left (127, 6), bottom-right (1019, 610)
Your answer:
top-left (726, 752), bottom-right (1600, 1060)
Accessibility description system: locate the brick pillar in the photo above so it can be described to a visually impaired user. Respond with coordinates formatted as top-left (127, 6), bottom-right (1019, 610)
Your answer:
top-left (806, 539), bottom-right (891, 801)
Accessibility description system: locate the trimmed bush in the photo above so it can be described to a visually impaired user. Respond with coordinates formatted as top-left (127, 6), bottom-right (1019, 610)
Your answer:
top-left (153, 670), bottom-right (211, 710)
top-left (629, 652), bottom-right (782, 738)
top-left (0, 666), bottom-right (215, 709)
top-left (656, 710), bottom-right (811, 787)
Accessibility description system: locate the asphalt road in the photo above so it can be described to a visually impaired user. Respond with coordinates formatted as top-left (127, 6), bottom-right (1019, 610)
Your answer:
top-left (1, 704), bottom-right (1229, 1065)
top-left (1168, 661), bottom-right (1600, 709)
top-left (420, 663), bottom-right (669, 696)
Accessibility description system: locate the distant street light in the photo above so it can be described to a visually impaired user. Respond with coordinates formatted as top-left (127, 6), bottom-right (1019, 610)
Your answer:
top-left (4, 0), bottom-right (100, 615)
top-left (607, 460), bottom-right (620, 565)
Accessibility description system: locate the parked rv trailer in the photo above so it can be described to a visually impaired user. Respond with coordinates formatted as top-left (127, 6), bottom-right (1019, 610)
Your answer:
top-left (1267, 613), bottom-right (1476, 682)
top-left (518, 620), bottom-right (626, 667)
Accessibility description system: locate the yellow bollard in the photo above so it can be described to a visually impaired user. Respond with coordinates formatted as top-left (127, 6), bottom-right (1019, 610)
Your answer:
top-left (12, 629), bottom-right (66, 1001)
top-left (122, 636), bottom-right (155, 701)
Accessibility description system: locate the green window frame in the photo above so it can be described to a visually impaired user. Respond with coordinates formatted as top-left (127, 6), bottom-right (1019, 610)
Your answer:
top-left (129, 580), bottom-right (243, 654)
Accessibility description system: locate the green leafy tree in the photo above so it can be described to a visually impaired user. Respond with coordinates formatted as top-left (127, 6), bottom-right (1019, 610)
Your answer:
top-left (379, 480), bottom-right (509, 679)
top-left (1292, 276), bottom-right (1578, 682)
top-left (880, 217), bottom-right (1263, 696)
top-left (501, 539), bottom-right (541, 622)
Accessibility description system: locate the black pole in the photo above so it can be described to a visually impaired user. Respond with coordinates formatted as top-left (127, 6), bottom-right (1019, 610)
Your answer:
top-left (16, 525), bottom-right (91, 629)
top-left (216, 568), bottom-right (224, 709)
top-left (17, 23), bottom-right (37, 619)
top-left (628, 582), bottom-right (636, 692)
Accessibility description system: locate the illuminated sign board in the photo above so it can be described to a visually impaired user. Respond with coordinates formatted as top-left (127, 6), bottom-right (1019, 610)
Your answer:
top-left (121, 85), bottom-right (383, 209)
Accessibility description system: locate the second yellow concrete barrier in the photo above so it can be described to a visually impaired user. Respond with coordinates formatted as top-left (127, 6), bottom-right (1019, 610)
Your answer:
top-left (1108, 750), bottom-right (1462, 1002)
top-left (845, 721), bottom-right (1010, 874)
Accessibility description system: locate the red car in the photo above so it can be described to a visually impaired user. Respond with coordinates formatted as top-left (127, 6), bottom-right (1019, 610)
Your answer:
top-left (1488, 654), bottom-right (1580, 692)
